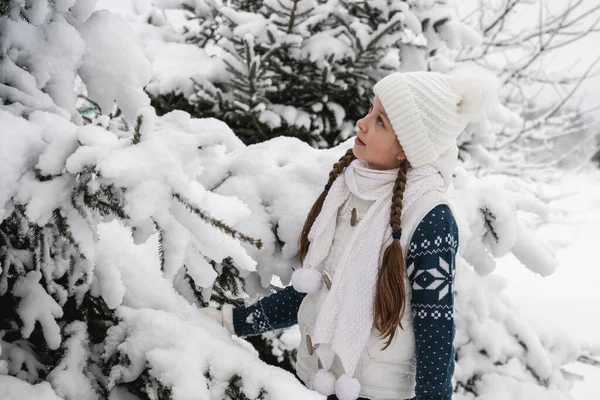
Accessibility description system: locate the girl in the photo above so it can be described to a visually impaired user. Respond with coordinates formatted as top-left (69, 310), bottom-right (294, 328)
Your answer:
top-left (203, 64), bottom-right (499, 400)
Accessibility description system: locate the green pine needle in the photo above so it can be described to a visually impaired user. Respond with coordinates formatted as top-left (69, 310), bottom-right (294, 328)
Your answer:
top-left (173, 193), bottom-right (262, 250)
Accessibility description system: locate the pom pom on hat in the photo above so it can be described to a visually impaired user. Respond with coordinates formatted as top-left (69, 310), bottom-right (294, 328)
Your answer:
top-left (312, 368), bottom-right (336, 396)
top-left (449, 62), bottom-right (500, 122)
top-left (335, 374), bottom-right (361, 400)
top-left (291, 268), bottom-right (322, 293)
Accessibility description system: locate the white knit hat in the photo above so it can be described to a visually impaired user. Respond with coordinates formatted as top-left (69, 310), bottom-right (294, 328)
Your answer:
top-left (373, 63), bottom-right (500, 168)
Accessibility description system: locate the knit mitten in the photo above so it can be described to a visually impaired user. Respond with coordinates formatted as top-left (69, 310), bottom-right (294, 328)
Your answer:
top-left (221, 304), bottom-right (234, 334)
top-left (199, 305), bottom-right (235, 335)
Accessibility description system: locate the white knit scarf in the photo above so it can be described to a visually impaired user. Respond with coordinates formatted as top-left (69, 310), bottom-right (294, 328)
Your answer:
top-left (293, 158), bottom-right (444, 383)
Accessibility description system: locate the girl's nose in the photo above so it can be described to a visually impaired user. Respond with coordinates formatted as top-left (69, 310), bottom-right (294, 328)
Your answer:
top-left (356, 116), bottom-right (367, 133)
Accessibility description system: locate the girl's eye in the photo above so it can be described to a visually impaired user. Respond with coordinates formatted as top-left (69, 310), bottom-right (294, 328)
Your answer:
top-left (377, 116), bottom-right (384, 126)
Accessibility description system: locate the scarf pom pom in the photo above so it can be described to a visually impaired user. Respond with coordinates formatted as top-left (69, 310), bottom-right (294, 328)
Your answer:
top-left (335, 374), bottom-right (361, 400)
top-left (312, 368), bottom-right (336, 395)
top-left (291, 268), bottom-right (322, 293)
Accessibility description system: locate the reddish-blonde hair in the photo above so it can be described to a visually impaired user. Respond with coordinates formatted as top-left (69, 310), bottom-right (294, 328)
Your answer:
top-left (298, 149), bottom-right (410, 349)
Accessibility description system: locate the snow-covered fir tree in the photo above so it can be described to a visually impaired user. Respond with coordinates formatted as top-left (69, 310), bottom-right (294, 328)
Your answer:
top-left (149, 0), bottom-right (482, 148)
top-left (0, 1), bottom-right (320, 399)
top-left (1, 0), bottom-right (598, 399)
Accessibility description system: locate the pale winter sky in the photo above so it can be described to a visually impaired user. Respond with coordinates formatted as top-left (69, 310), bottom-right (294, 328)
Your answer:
top-left (457, 0), bottom-right (600, 110)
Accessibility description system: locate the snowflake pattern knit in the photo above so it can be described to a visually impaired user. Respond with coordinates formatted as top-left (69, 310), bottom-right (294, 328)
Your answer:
top-left (232, 205), bottom-right (458, 400)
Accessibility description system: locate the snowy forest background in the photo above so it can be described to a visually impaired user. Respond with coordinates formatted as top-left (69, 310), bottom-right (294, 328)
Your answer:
top-left (1, 0), bottom-right (600, 399)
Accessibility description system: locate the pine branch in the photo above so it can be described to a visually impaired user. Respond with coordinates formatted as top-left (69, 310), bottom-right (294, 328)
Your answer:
top-left (287, 0), bottom-right (299, 34)
top-left (205, 370), bottom-right (266, 400)
top-left (30, 221), bottom-right (44, 270)
top-left (480, 207), bottom-right (499, 243)
top-left (70, 188), bottom-right (88, 219)
top-left (72, 167), bottom-right (94, 217)
top-left (0, 1), bottom-right (29, 22)
top-left (83, 183), bottom-right (128, 219)
top-left (214, 257), bottom-right (244, 299)
top-left (132, 115), bottom-right (143, 145)
top-left (52, 209), bottom-right (85, 259)
top-left (226, 375), bottom-right (267, 400)
top-left (174, 267), bottom-right (206, 307)
top-left (0, 1), bottom-right (10, 18)
top-left (158, 228), bottom-right (165, 271)
top-left (34, 168), bottom-right (59, 182)
top-left (252, 331), bottom-right (297, 373)
top-left (118, 368), bottom-right (174, 400)
top-left (71, 167), bottom-right (129, 220)
top-left (172, 193), bottom-right (262, 250)
top-left (577, 355), bottom-right (600, 367)
top-left (76, 95), bottom-right (102, 124)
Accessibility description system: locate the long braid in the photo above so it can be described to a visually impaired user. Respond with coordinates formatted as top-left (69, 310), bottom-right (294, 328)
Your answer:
top-left (390, 162), bottom-right (409, 233)
top-left (374, 160), bottom-right (410, 349)
top-left (298, 149), bottom-right (356, 262)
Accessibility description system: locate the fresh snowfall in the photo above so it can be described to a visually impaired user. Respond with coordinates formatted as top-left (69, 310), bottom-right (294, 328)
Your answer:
top-left (0, 0), bottom-right (599, 400)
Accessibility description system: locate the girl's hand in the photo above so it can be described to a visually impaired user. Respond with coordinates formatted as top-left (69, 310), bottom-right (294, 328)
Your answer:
top-left (200, 305), bottom-right (235, 335)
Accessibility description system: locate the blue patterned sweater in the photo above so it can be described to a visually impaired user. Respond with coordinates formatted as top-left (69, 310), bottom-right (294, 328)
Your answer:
top-left (232, 204), bottom-right (458, 400)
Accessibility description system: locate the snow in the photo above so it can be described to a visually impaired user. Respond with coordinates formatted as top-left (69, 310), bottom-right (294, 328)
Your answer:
top-left (146, 42), bottom-right (228, 98)
top-left (1, 2), bottom-right (326, 392)
top-left (47, 322), bottom-right (98, 400)
top-left (16, 172), bottom-right (73, 226)
top-left (301, 31), bottom-right (353, 64)
top-left (494, 168), bottom-right (600, 399)
top-left (12, 271), bottom-right (64, 351)
top-left (567, 362), bottom-right (600, 400)
top-left (2, 0), bottom-right (600, 398)
top-left (327, 102), bottom-right (346, 128)
top-left (496, 168), bottom-right (600, 345)
top-left (219, 8), bottom-right (269, 41)
top-left (93, 244), bottom-right (126, 309)
top-left (33, 112), bottom-right (80, 176)
top-left (93, 1), bottom-right (230, 99)
top-left (451, 168), bottom-right (558, 277)
top-left (105, 306), bottom-right (323, 400)
top-left (0, 376), bottom-right (62, 400)
top-left (438, 20), bottom-right (482, 49)
top-left (0, 111), bottom-right (44, 221)
top-left (95, 222), bottom-right (323, 400)
top-left (70, 0), bottom-right (98, 22)
top-left (184, 244), bottom-right (217, 287)
top-left (78, 10), bottom-right (152, 121)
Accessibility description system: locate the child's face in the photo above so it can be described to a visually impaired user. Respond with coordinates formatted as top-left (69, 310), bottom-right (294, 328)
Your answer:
top-left (353, 96), bottom-right (406, 170)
